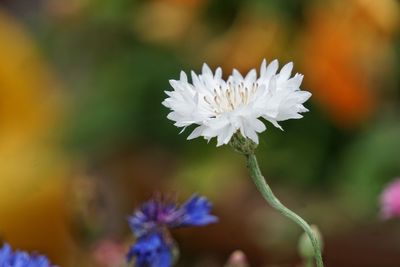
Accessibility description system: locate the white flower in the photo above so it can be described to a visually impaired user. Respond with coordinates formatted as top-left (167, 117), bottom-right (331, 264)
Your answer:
top-left (162, 59), bottom-right (311, 146)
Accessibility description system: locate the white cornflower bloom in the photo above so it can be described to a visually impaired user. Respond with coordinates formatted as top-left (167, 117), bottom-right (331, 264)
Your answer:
top-left (162, 59), bottom-right (311, 146)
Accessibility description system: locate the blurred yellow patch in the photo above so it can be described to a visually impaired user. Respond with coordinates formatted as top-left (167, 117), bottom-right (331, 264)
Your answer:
top-left (132, 1), bottom-right (204, 45)
top-left (0, 8), bottom-right (75, 265)
top-left (205, 9), bottom-right (285, 72)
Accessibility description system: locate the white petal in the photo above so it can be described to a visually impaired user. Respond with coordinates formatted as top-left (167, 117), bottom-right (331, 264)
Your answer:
top-left (180, 71), bottom-right (188, 82)
top-left (298, 91), bottom-right (312, 102)
top-left (260, 59), bottom-right (267, 76)
top-left (298, 105), bottom-right (309, 113)
top-left (169, 79), bottom-right (177, 88)
top-left (167, 112), bottom-right (180, 122)
top-left (251, 118), bottom-right (266, 133)
top-left (191, 71), bottom-right (204, 91)
top-left (268, 75), bottom-right (277, 92)
top-left (290, 73), bottom-right (303, 88)
top-left (246, 130), bottom-right (259, 144)
top-left (164, 90), bottom-right (173, 97)
top-left (217, 125), bottom-right (235, 146)
top-left (215, 67), bottom-right (222, 80)
top-left (267, 118), bottom-right (283, 130)
top-left (245, 69), bottom-right (257, 85)
top-left (161, 99), bottom-right (170, 108)
top-left (202, 63), bottom-right (213, 76)
top-left (223, 128), bottom-right (235, 145)
top-left (232, 69), bottom-right (244, 81)
top-left (242, 120), bottom-right (259, 143)
top-left (207, 116), bottom-right (230, 129)
top-left (187, 125), bottom-right (205, 140)
top-left (279, 62), bottom-right (293, 81)
top-left (265, 59), bottom-right (279, 78)
top-left (179, 127), bottom-right (187, 134)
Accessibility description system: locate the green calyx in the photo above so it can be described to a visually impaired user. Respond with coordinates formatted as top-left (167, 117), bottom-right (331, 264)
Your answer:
top-left (229, 133), bottom-right (258, 155)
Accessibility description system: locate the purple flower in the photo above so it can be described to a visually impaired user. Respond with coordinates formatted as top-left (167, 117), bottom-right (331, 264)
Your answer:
top-left (127, 194), bottom-right (218, 267)
top-left (0, 243), bottom-right (56, 267)
top-left (380, 178), bottom-right (400, 219)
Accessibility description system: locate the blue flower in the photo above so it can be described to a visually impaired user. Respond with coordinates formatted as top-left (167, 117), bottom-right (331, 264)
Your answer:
top-left (127, 194), bottom-right (218, 267)
top-left (130, 194), bottom-right (218, 237)
top-left (179, 195), bottom-right (218, 227)
top-left (127, 233), bottom-right (172, 267)
top-left (0, 243), bottom-right (55, 267)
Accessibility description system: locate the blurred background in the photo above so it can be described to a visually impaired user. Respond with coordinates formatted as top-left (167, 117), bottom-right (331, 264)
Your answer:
top-left (0, 0), bottom-right (399, 266)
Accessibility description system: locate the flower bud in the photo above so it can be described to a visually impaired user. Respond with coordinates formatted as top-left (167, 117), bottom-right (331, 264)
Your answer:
top-left (298, 225), bottom-right (323, 260)
top-left (224, 250), bottom-right (249, 267)
top-left (380, 178), bottom-right (400, 219)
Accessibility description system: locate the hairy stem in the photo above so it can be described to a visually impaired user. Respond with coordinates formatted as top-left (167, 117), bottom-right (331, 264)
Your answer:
top-left (245, 154), bottom-right (324, 267)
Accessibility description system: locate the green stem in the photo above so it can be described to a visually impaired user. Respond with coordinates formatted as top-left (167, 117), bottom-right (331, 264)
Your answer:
top-left (305, 258), bottom-right (314, 267)
top-left (245, 153), bottom-right (324, 267)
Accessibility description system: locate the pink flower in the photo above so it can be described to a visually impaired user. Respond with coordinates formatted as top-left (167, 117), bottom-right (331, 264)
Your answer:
top-left (380, 178), bottom-right (400, 219)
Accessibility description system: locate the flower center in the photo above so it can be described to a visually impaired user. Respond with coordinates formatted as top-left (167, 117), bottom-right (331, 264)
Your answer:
top-left (203, 81), bottom-right (259, 115)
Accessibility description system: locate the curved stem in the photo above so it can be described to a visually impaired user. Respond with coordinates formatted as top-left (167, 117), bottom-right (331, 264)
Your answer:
top-left (246, 154), bottom-right (324, 267)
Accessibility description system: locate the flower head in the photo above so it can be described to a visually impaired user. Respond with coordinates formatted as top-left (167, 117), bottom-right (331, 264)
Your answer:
top-left (162, 59), bottom-right (311, 146)
top-left (127, 233), bottom-right (172, 267)
top-left (380, 178), bottom-right (400, 219)
top-left (127, 194), bottom-right (217, 267)
top-left (0, 243), bottom-right (55, 267)
top-left (129, 194), bottom-right (217, 238)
